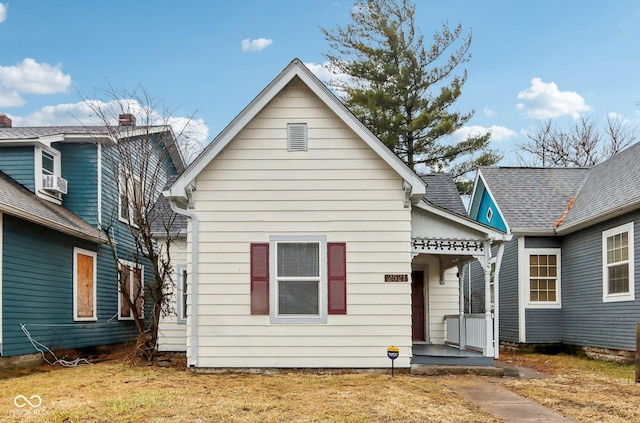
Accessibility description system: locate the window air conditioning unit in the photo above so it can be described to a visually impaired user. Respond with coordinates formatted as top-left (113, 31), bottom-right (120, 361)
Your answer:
top-left (42, 175), bottom-right (68, 194)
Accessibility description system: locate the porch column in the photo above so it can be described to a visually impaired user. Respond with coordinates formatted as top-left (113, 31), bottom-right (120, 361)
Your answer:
top-left (482, 240), bottom-right (495, 357)
top-left (458, 263), bottom-right (466, 351)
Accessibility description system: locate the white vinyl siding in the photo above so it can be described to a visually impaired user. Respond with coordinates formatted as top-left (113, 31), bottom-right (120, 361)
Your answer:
top-left (603, 222), bottom-right (635, 303)
top-left (158, 237), bottom-right (188, 352)
top-left (191, 78), bottom-right (412, 368)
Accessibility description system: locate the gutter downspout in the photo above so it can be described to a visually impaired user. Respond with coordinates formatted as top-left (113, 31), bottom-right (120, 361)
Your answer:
top-left (169, 195), bottom-right (199, 368)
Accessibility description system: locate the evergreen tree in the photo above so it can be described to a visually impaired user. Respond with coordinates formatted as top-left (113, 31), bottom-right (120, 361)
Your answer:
top-left (321, 0), bottom-right (501, 193)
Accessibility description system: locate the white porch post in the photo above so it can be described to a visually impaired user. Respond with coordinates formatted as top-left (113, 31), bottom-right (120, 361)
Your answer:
top-left (458, 263), bottom-right (466, 351)
top-left (481, 240), bottom-right (495, 357)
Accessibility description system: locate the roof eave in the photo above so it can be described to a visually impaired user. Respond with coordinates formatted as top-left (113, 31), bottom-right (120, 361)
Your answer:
top-left (555, 198), bottom-right (640, 235)
top-left (0, 204), bottom-right (104, 244)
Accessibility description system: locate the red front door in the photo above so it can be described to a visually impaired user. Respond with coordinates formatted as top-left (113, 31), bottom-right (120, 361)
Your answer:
top-left (411, 271), bottom-right (425, 341)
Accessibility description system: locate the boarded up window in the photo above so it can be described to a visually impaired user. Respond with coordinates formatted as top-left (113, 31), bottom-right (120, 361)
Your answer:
top-left (74, 248), bottom-right (97, 321)
top-left (119, 261), bottom-right (144, 320)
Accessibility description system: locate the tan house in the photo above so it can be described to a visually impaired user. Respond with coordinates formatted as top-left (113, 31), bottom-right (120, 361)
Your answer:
top-left (162, 59), bottom-right (509, 369)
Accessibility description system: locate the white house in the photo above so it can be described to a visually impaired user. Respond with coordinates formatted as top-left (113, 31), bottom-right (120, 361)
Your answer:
top-left (163, 59), bottom-right (509, 369)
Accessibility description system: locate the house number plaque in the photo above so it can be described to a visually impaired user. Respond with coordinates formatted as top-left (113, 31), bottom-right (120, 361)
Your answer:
top-left (384, 274), bottom-right (408, 282)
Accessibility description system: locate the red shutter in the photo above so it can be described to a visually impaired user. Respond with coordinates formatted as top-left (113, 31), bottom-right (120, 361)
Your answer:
top-left (328, 242), bottom-right (347, 314)
top-left (250, 243), bottom-right (269, 315)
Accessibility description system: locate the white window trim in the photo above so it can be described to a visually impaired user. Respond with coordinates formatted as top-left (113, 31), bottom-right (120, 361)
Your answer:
top-left (524, 248), bottom-right (562, 309)
top-left (34, 145), bottom-right (63, 204)
top-left (177, 265), bottom-right (187, 324)
top-left (73, 248), bottom-right (98, 321)
top-left (269, 235), bottom-right (327, 324)
top-left (118, 168), bottom-right (142, 227)
top-left (118, 260), bottom-right (144, 320)
top-left (486, 207), bottom-right (493, 223)
top-left (602, 222), bottom-right (635, 303)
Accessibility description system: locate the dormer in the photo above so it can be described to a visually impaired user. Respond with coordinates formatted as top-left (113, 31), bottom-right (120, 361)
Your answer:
top-left (36, 145), bottom-right (67, 203)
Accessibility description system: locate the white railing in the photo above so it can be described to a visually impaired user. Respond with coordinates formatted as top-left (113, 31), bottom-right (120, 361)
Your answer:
top-left (445, 314), bottom-right (489, 352)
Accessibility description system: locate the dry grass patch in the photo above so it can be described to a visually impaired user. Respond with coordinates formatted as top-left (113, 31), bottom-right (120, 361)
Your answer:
top-left (496, 351), bottom-right (640, 423)
top-left (0, 359), bottom-right (498, 423)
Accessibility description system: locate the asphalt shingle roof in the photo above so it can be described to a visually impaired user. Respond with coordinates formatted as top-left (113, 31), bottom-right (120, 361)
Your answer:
top-left (421, 173), bottom-right (467, 215)
top-left (479, 142), bottom-right (640, 233)
top-left (0, 126), bottom-right (111, 139)
top-left (562, 141), bottom-right (640, 228)
top-left (479, 167), bottom-right (589, 233)
top-left (0, 171), bottom-right (103, 242)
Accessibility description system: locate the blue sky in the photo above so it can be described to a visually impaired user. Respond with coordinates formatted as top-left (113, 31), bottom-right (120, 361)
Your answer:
top-left (1, 0), bottom-right (639, 165)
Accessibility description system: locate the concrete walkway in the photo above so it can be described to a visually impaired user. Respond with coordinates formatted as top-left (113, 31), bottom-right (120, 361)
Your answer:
top-left (452, 379), bottom-right (577, 422)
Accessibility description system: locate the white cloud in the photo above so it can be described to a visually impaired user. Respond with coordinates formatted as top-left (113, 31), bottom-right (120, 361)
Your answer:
top-left (0, 88), bottom-right (25, 107)
top-left (0, 3), bottom-right (7, 23)
top-left (483, 107), bottom-right (495, 117)
top-left (241, 38), bottom-right (273, 52)
top-left (0, 58), bottom-right (72, 107)
top-left (516, 78), bottom-right (591, 119)
top-left (13, 100), bottom-right (209, 161)
top-left (450, 125), bottom-right (517, 143)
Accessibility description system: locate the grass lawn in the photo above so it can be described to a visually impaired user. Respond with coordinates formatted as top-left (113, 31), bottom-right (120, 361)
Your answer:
top-left (1, 350), bottom-right (638, 422)
top-left (0, 355), bottom-right (497, 423)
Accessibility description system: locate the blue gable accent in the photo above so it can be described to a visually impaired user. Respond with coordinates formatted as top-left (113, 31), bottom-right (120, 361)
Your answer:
top-left (469, 179), bottom-right (507, 233)
top-left (0, 146), bottom-right (35, 191)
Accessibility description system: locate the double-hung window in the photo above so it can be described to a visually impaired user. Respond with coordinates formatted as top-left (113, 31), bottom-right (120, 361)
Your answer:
top-left (250, 237), bottom-right (347, 323)
top-left (119, 170), bottom-right (142, 225)
top-left (276, 241), bottom-right (321, 317)
top-left (603, 222), bottom-right (635, 302)
top-left (527, 249), bottom-right (561, 308)
top-left (177, 265), bottom-right (188, 324)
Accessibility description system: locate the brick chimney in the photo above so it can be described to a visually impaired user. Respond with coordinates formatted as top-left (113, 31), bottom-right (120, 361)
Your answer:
top-left (118, 113), bottom-right (136, 127)
top-left (0, 114), bottom-right (12, 128)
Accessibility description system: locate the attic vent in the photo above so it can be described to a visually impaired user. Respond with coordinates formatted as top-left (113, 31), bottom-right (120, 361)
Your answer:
top-left (287, 123), bottom-right (307, 152)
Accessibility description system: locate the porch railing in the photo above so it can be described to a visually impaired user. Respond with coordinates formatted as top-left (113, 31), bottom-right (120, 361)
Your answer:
top-left (444, 314), bottom-right (488, 352)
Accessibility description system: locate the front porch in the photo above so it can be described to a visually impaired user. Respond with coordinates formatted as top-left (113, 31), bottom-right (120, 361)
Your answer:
top-left (411, 343), bottom-right (493, 366)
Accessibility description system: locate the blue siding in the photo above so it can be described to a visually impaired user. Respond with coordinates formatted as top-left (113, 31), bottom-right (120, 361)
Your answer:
top-left (498, 238), bottom-right (519, 343)
top-left (463, 239), bottom-right (520, 343)
top-left (0, 146), bottom-right (35, 191)
top-left (525, 309), bottom-right (563, 343)
top-left (57, 143), bottom-right (99, 225)
top-left (2, 215), bottom-right (138, 357)
top-left (474, 188), bottom-right (507, 232)
top-left (561, 211), bottom-right (640, 351)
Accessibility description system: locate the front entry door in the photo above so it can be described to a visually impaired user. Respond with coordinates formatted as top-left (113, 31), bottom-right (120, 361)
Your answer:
top-left (411, 271), bottom-right (425, 341)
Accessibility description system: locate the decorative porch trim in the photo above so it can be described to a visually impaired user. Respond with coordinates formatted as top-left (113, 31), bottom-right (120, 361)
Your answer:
top-left (412, 238), bottom-right (485, 254)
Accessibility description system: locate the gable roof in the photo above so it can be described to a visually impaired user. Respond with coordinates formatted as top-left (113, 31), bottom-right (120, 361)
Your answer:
top-left (0, 170), bottom-right (104, 243)
top-left (165, 58), bottom-right (425, 204)
top-left (421, 173), bottom-right (467, 215)
top-left (472, 141), bottom-right (640, 235)
top-left (0, 125), bottom-right (185, 173)
top-left (476, 167), bottom-right (589, 234)
top-left (558, 141), bottom-right (640, 233)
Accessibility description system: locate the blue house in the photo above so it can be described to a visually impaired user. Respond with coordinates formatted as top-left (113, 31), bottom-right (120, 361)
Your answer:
top-left (0, 113), bottom-right (184, 360)
top-left (467, 141), bottom-right (640, 362)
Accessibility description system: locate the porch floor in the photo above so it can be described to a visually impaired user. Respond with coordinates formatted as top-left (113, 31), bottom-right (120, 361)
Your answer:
top-left (411, 344), bottom-right (493, 366)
